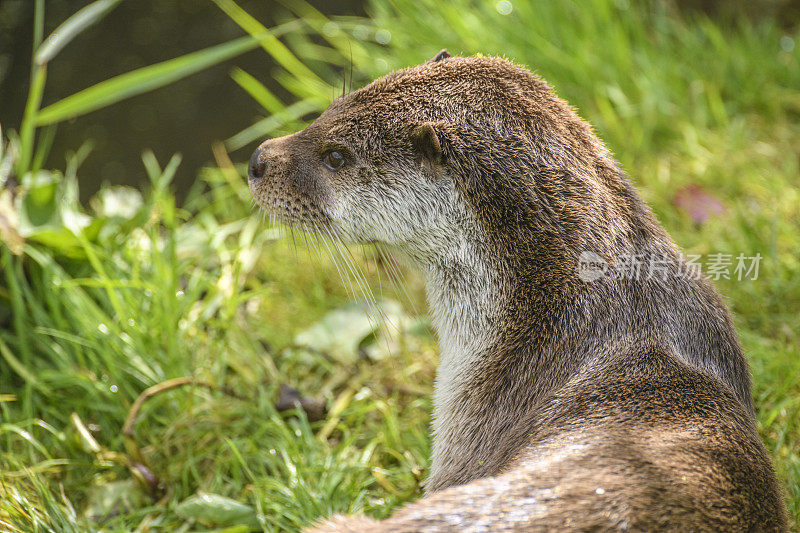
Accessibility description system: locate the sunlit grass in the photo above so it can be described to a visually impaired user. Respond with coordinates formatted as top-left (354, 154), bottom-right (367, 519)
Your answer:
top-left (0, 0), bottom-right (798, 530)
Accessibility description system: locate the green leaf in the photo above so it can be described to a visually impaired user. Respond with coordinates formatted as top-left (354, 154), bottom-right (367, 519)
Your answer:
top-left (35, 35), bottom-right (260, 126)
top-left (295, 301), bottom-right (385, 363)
top-left (35, 0), bottom-right (122, 66)
top-left (84, 479), bottom-right (144, 523)
top-left (17, 171), bottom-right (61, 230)
top-left (12, 170), bottom-right (107, 258)
top-left (175, 492), bottom-right (260, 529)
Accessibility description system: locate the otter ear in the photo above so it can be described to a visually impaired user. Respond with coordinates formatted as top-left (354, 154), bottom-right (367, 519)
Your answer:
top-left (427, 49), bottom-right (450, 63)
top-left (411, 123), bottom-right (443, 165)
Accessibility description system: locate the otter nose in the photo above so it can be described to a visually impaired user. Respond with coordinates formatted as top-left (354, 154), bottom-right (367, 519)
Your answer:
top-left (248, 147), bottom-right (267, 181)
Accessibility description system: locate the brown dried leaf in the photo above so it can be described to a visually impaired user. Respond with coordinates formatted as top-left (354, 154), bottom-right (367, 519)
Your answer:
top-left (275, 385), bottom-right (326, 421)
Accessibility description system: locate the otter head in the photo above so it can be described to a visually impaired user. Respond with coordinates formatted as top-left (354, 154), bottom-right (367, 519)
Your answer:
top-left (248, 51), bottom-right (615, 266)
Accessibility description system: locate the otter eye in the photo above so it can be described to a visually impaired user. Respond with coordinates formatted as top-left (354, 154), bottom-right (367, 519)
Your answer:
top-left (322, 150), bottom-right (345, 171)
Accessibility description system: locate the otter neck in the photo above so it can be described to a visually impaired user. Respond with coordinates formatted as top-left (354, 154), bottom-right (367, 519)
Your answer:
top-left (418, 236), bottom-right (506, 491)
top-left (411, 222), bottom-right (586, 492)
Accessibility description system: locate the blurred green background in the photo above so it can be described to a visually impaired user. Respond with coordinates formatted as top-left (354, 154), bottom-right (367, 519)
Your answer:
top-left (0, 0), bottom-right (798, 531)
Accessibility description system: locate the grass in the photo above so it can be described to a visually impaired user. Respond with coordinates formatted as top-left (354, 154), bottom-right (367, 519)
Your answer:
top-left (1, 0), bottom-right (799, 530)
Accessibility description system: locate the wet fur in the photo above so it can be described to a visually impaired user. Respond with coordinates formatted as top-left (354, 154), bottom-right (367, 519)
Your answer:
top-left (248, 53), bottom-right (788, 530)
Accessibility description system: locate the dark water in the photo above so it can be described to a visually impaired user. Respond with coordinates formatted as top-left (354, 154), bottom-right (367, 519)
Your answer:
top-left (0, 0), bottom-right (363, 202)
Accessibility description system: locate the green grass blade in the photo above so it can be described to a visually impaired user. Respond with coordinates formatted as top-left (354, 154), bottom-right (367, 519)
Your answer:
top-left (0, 336), bottom-right (52, 396)
top-left (35, 0), bottom-right (122, 66)
top-left (212, 0), bottom-right (330, 95)
top-left (32, 0), bottom-right (45, 57)
top-left (32, 124), bottom-right (57, 173)
top-left (230, 67), bottom-right (284, 114)
top-left (277, 0), bottom-right (368, 60)
top-left (35, 35), bottom-right (260, 127)
top-left (225, 98), bottom-right (324, 150)
top-left (16, 65), bottom-right (47, 176)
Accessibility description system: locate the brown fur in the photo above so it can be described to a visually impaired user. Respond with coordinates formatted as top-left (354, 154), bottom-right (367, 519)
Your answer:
top-left (248, 52), bottom-right (788, 531)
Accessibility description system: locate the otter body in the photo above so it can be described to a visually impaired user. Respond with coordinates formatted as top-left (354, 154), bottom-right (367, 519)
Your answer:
top-left (248, 52), bottom-right (788, 530)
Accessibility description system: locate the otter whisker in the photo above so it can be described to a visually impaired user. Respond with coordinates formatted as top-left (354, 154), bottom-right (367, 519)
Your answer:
top-left (296, 223), bottom-right (328, 286)
top-left (340, 244), bottom-right (392, 332)
top-left (319, 226), bottom-right (389, 342)
top-left (300, 225), bottom-right (311, 250)
top-left (317, 225), bottom-right (359, 302)
top-left (289, 226), bottom-right (299, 260)
top-left (335, 237), bottom-right (383, 319)
top-left (360, 245), bottom-right (401, 354)
top-left (304, 226), bottom-right (331, 276)
top-left (307, 222), bottom-right (325, 258)
top-left (366, 245), bottom-right (385, 307)
top-left (330, 236), bottom-right (392, 350)
top-left (322, 225), bottom-right (373, 307)
top-left (333, 236), bottom-right (378, 307)
top-left (347, 41), bottom-right (353, 95)
top-left (376, 246), bottom-right (422, 319)
top-left (299, 226), bottom-right (314, 266)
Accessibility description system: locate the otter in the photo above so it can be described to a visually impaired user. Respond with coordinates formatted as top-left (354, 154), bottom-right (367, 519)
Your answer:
top-left (247, 51), bottom-right (788, 531)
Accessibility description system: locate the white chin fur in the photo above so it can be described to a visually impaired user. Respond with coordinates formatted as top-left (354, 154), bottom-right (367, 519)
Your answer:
top-left (327, 170), bottom-right (470, 255)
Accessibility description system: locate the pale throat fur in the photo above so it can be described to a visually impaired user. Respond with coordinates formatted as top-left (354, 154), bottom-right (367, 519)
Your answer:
top-left (325, 160), bottom-right (508, 491)
top-left (418, 220), bottom-right (501, 491)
